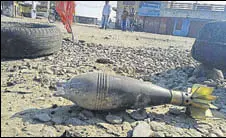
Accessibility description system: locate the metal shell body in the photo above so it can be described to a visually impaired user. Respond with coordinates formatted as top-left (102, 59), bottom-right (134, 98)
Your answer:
top-left (58, 72), bottom-right (173, 110)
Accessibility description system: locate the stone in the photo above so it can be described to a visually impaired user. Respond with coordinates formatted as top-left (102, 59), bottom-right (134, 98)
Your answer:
top-left (41, 127), bottom-right (56, 137)
top-left (44, 56), bottom-right (53, 61)
top-left (66, 68), bottom-right (77, 74)
top-left (6, 81), bottom-right (15, 87)
top-left (49, 84), bottom-right (57, 91)
top-left (220, 126), bottom-right (226, 133)
top-left (104, 36), bottom-right (110, 39)
top-left (129, 109), bottom-right (148, 120)
top-left (132, 121), bottom-right (152, 137)
top-left (33, 75), bottom-right (41, 82)
top-left (150, 121), bottom-right (164, 131)
top-left (122, 122), bottom-right (132, 131)
top-left (64, 118), bottom-right (87, 125)
top-left (203, 80), bottom-right (218, 87)
top-left (96, 58), bottom-right (114, 64)
top-left (8, 74), bottom-right (14, 78)
top-left (212, 129), bottom-right (224, 137)
top-left (169, 107), bottom-right (183, 115)
top-left (187, 128), bottom-right (203, 137)
top-left (144, 118), bottom-right (151, 124)
top-left (51, 117), bottom-right (63, 124)
top-left (7, 66), bottom-right (17, 72)
top-left (152, 132), bottom-right (164, 137)
top-left (34, 113), bottom-right (51, 122)
top-left (81, 110), bottom-right (94, 118)
top-left (45, 68), bottom-right (54, 74)
top-left (11, 127), bottom-right (20, 136)
top-left (60, 130), bottom-right (81, 137)
top-left (193, 64), bottom-right (224, 81)
top-left (188, 76), bottom-right (197, 83)
top-left (19, 65), bottom-right (28, 70)
top-left (193, 123), bottom-right (211, 135)
top-left (122, 113), bottom-right (136, 123)
top-left (78, 112), bottom-right (88, 120)
top-left (208, 133), bottom-right (218, 137)
top-left (105, 114), bottom-right (123, 124)
top-left (78, 40), bottom-right (86, 43)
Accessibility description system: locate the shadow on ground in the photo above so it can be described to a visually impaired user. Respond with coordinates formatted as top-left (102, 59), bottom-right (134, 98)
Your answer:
top-left (11, 103), bottom-right (198, 130)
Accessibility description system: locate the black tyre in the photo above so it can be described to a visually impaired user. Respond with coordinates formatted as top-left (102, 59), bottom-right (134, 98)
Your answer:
top-left (191, 21), bottom-right (226, 70)
top-left (48, 13), bottom-right (56, 23)
top-left (1, 21), bottom-right (62, 59)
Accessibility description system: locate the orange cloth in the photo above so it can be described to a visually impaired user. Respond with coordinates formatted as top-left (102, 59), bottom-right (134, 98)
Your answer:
top-left (56, 1), bottom-right (76, 33)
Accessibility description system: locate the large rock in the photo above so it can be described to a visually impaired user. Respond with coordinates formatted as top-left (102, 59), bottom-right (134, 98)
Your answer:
top-left (132, 121), bottom-right (153, 137)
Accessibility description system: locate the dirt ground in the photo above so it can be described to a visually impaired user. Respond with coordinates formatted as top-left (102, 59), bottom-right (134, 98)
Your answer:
top-left (1, 17), bottom-right (226, 137)
top-left (1, 16), bottom-right (195, 49)
top-left (59, 23), bottom-right (195, 50)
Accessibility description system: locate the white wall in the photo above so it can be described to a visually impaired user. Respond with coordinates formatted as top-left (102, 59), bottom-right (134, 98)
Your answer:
top-left (76, 1), bottom-right (117, 22)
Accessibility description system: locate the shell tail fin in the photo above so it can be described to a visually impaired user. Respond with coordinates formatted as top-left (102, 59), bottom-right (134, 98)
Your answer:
top-left (187, 84), bottom-right (225, 119)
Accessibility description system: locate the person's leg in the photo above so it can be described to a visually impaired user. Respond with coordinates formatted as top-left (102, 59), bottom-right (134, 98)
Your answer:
top-left (122, 19), bottom-right (126, 31)
top-left (129, 20), bottom-right (132, 32)
top-left (121, 20), bottom-right (123, 31)
top-left (104, 16), bottom-right (109, 29)
top-left (122, 20), bottom-right (125, 31)
top-left (101, 16), bottom-right (105, 29)
top-left (125, 19), bottom-right (127, 31)
top-left (131, 20), bottom-right (134, 32)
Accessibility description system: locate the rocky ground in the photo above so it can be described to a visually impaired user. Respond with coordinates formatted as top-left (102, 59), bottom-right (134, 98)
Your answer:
top-left (1, 16), bottom-right (226, 137)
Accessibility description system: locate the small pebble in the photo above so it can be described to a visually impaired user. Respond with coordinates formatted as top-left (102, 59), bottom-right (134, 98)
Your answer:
top-left (105, 114), bottom-right (123, 124)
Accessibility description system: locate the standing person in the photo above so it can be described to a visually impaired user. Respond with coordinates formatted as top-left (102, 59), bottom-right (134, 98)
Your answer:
top-left (101, 1), bottom-right (111, 29)
top-left (31, 1), bottom-right (37, 19)
top-left (129, 8), bottom-right (136, 32)
top-left (121, 7), bottom-right (128, 31)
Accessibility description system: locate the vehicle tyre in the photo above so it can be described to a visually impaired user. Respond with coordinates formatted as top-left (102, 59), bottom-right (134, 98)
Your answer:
top-left (191, 21), bottom-right (226, 70)
top-left (1, 21), bottom-right (62, 59)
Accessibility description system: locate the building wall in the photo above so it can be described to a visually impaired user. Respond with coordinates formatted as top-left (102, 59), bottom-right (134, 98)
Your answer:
top-left (116, 1), bottom-right (226, 37)
top-left (142, 17), bottom-right (174, 35)
top-left (142, 16), bottom-right (213, 38)
top-left (187, 19), bottom-right (212, 38)
top-left (161, 8), bottom-right (226, 21)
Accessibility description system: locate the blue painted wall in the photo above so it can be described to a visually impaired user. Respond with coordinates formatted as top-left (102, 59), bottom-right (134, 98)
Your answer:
top-left (173, 18), bottom-right (190, 37)
top-left (138, 1), bottom-right (161, 17)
